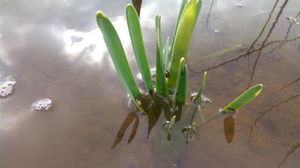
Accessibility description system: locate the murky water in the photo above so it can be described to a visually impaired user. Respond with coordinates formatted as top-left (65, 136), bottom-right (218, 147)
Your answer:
top-left (0, 0), bottom-right (299, 168)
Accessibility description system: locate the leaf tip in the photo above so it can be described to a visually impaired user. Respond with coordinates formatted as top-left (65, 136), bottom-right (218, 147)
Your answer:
top-left (126, 3), bottom-right (133, 8)
top-left (254, 84), bottom-right (263, 95)
top-left (180, 57), bottom-right (185, 64)
top-left (126, 3), bottom-right (136, 13)
top-left (96, 11), bottom-right (106, 18)
top-left (257, 84), bottom-right (263, 88)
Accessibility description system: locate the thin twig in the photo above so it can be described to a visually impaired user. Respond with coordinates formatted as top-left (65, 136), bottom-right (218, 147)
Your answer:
top-left (279, 76), bottom-right (300, 91)
top-left (247, 0), bottom-right (290, 89)
top-left (188, 37), bottom-right (300, 74)
top-left (206, 0), bottom-right (215, 27)
top-left (278, 143), bottom-right (300, 168)
top-left (248, 94), bottom-right (300, 139)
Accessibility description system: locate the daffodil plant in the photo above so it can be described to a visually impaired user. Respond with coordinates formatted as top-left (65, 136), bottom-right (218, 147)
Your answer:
top-left (96, 0), bottom-right (263, 143)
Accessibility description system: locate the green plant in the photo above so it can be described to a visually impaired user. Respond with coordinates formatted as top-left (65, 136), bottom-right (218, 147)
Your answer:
top-left (220, 84), bottom-right (263, 113)
top-left (96, 11), bottom-right (141, 99)
top-left (96, 0), bottom-right (263, 144)
top-left (167, 0), bottom-right (201, 88)
top-left (96, 0), bottom-right (203, 105)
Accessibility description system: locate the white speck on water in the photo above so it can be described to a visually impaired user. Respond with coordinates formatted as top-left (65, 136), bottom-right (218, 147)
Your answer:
top-left (235, 3), bottom-right (244, 8)
top-left (32, 98), bottom-right (53, 111)
top-left (0, 77), bottom-right (16, 97)
top-left (286, 16), bottom-right (299, 24)
top-left (235, 1), bottom-right (245, 8)
top-left (214, 29), bottom-right (220, 33)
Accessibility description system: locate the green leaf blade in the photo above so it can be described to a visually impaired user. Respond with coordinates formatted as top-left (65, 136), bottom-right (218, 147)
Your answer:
top-left (174, 58), bottom-right (188, 106)
top-left (170, 0), bottom-right (188, 55)
top-left (168, 0), bottom-right (198, 88)
top-left (193, 71), bottom-right (207, 103)
top-left (155, 15), bottom-right (169, 97)
top-left (162, 36), bottom-right (170, 70)
top-left (126, 4), bottom-right (153, 94)
top-left (196, 0), bottom-right (203, 20)
top-left (96, 11), bottom-right (141, 99)
top-left (222, 84), bottom-right (263, 113)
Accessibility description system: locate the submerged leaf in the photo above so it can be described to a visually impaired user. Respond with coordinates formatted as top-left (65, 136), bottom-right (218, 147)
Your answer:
top-left (96, 12), bottom-right (141, 99)
top-left (111, 112), bottom-right (139, 148)
top-left (138, 94), bottom-right (163, 137)
top-left (224, 115), bottom-right (235, 143)
top-left (221, 84), bottom-right (263, 113)
top-left (126, 5), bottom-right (154, 94)
top-left (155, 15), bottom-right (169, 97)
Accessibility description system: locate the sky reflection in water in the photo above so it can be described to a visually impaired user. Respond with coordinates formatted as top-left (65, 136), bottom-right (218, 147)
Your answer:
top-left (0, 0), bottom-right (300, 168)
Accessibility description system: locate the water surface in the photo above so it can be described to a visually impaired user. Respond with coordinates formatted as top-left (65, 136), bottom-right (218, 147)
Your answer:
top-left (0, 0), bottom-right (299, 168)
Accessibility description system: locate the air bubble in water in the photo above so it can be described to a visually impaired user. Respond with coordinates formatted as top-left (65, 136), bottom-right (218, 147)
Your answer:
top-left (0, 77), bottom-right (16, 97)
top-left (32, 98), bottom-right (53, 111)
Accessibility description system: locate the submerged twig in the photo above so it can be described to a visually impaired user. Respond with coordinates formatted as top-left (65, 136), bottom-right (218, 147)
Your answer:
top-left (206, 0), bottom-right (215, 27)
top-left (188, 36), bottom-right (300, 74)
top-left (188, 44), bottom-right (243, 64)
top-left (197, 112), bottom-right (226, 128)
top-left (246, 0), bottom-right (280, 54)
top-left (278, 142), bottom-right (300, 168)
top-left (248, 94), bottom-right (300, 139)
top-left (279, 76), bottom-right (300, 91)
top-left (247, 0), bottom-right (290, 89)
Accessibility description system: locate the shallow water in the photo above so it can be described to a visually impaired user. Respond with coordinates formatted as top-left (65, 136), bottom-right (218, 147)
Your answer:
top-left (0, 0), bottom-right (299, 168)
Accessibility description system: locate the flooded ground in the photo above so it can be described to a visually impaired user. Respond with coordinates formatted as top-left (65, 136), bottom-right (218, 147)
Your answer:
top-left (0, 0), bottom-right (299, 168)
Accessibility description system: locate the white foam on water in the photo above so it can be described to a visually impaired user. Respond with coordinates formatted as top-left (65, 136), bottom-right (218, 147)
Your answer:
top-left (32, 98), bottom-right (53, 111)
top-left (0, 77), bottom-right (16, 97)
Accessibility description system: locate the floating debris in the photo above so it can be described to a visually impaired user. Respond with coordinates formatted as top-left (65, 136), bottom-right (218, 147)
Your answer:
top-left (32, 98), bottom-right (53, 111)
top-left (286, 16), bottom-right (300, 24)
top-left (0, 77), bottom-right (16, 97)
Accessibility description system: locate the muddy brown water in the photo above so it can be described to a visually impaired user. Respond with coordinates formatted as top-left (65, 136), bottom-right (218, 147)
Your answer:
top-left (0, 0), bottom-right (299, 168)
